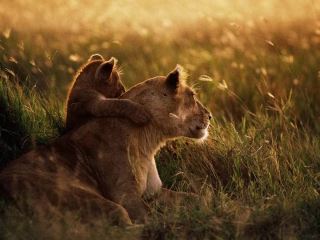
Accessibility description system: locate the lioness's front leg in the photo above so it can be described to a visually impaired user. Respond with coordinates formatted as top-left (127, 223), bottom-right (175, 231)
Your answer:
top-left (109, 183), bottom-right (150, 224)
top-left (98, 154), bottom-right (150, 224)
top-left (60, 187), bottom-right (133, 227)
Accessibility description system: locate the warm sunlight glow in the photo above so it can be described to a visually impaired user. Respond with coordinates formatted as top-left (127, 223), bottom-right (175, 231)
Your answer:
top-left (1, 0), bottom-right (319, 36)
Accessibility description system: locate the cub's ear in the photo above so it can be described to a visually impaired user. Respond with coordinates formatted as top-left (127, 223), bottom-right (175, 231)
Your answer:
top-left (88, 54), bottom-right (104, 62)
top-left (95, 57), bottom-right (116, 83)
top-left (165, 64), bottom-right (182, 90)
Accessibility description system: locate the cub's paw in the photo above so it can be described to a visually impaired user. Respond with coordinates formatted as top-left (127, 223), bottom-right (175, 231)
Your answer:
top-left (129, 104), bottom-right (151, 125)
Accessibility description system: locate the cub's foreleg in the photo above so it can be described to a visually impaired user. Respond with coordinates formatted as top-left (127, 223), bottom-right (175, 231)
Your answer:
top-left (69, 90), bottom-right (151, 126)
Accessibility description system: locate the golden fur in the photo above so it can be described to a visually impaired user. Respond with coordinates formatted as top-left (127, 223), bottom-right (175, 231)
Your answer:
top-left (0, 65), bottom-right (211, 226)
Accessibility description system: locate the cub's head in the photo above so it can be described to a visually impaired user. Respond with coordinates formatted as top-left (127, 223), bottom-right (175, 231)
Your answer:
top-left (121, 65), bottom-right (211, 140)
top-left (75, 54), bottom-right (125, 98)
top-left (66, 55), bottom-right (126, 131)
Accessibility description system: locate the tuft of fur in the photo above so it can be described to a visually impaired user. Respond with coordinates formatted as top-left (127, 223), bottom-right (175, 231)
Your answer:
top-left (176, 64), bottom-right (188, 85)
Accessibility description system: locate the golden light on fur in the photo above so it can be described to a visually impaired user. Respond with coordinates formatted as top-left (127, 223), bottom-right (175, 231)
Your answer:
top-left (176, 64), bottom-right (188, 85)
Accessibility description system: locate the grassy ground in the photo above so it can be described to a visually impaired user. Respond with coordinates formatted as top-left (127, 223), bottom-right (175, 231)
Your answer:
top-left (1, 0), bottom-right (320, 239)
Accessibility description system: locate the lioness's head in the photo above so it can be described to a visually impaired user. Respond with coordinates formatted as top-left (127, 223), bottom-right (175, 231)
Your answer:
top-left (121, 65), bottom-right (211, 140)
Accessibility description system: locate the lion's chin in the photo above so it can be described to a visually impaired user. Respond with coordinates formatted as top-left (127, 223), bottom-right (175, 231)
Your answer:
top-left (188, 127), bottom-right (209, 141)
top-left (197, 128), bottom-right (209, 142)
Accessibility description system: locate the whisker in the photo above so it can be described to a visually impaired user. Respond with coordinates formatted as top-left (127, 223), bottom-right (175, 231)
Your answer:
top-left (169, 113), bottom-right (180, 119)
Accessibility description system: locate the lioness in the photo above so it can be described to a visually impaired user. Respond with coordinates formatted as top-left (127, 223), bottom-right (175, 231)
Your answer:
top-left (0, 65), bottom-right (211, 226)
top-left (65, 54), bottom-right (150, 131)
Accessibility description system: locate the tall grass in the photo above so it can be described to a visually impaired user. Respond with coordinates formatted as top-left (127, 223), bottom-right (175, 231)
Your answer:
top-left (1, 0), bottom-right (320, 238)
top-left (0, 70), bottom-right (64, 169)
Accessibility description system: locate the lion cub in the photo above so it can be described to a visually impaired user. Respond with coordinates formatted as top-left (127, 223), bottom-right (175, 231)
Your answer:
top-left (65, 54), bottom-right (150, 131)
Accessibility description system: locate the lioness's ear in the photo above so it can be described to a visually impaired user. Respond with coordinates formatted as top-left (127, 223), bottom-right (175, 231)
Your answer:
top-left (165, 65), bottom-right (181, 90)
top-left (95, 57), bottom-right (115, 82)
top-left (88, 54), bottom-right (104, 62)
